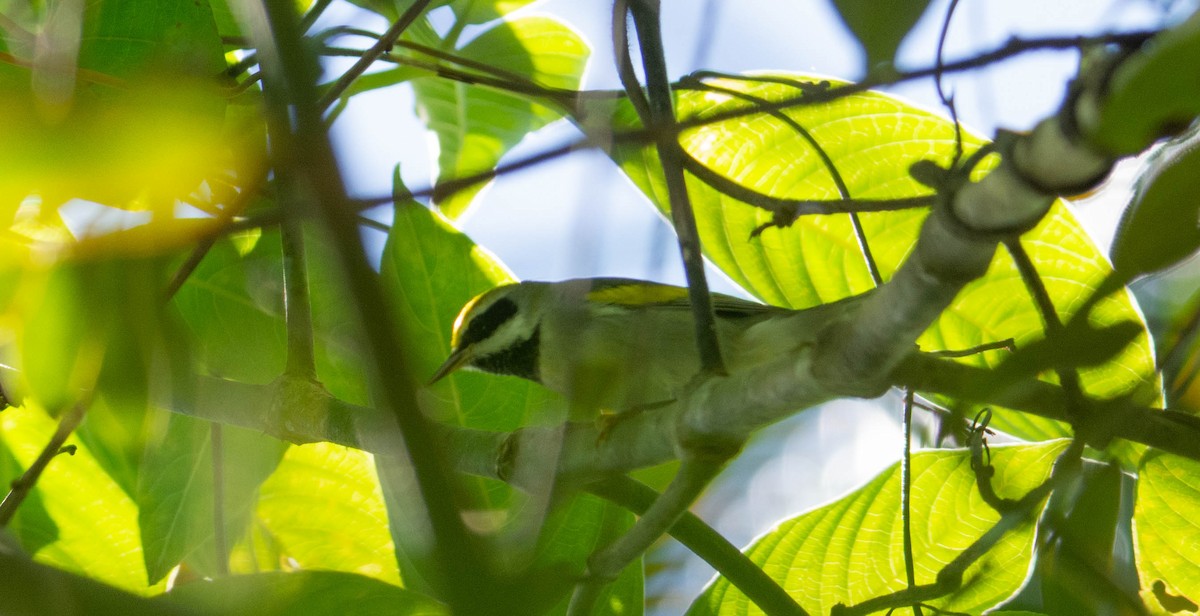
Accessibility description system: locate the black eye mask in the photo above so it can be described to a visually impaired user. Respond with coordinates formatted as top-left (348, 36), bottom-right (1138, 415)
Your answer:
top-left (460, 297), bottom-right (519, 348)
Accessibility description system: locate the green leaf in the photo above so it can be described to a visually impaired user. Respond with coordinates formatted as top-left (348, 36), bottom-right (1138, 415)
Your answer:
top-left (688, 440), bottom-right (1070, 615)
top-left (412, 15), bottom-right (589, 218)
top-left (163, 570), bottom-right (447, 615)
top-left (13, 259), bottom-right (179, 416)
top-left (380, 174), bottom-right (641, 611)
top-left (1091, 11), bottom-right (1200, 154)
top-left (598, 73), bottom-right (1162, 445)
top-left (446, 0), bottom-right (541, 25)
top-left (382, 178), bottom-right (556, 431)
top-left (172, 229), bottom-right (369, 403)
top-left (1111, 130), bottom-right (1200, 281)
top-left (172, 233), bottom-right (287, 384)
top-left (138, 414), bottom-right (287, 583)
top-left (0, 550), bottom-right (194, 616)
top-left (379, 174), bottom-right (544, 588)
top-left (254, 441), bottom-right (401, 585)
top-left (0, 405), bottom-right (163, 594)
top-left (830, 0), bottom-right (933, 71)
top-left (79, 0), bottom-right (224, 79)
top-left (1135, 452), bottom-right (1200, 613)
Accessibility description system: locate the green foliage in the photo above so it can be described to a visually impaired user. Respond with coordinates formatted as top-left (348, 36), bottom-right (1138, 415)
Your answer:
top-left (162, 570), bottom-right (449, 615)
top-left (829, 0), bottom-right (932, 71)
top-left (1091, 9), bottom-right (1200, 154)
top-left (381, 176), bottom-right (642, 611)
top-left (599, 74), bottom-right (1161, 447)
top-left (1135, 452), bottom-right (1200, 613)
top-left (1111, 130), bottom-right (1200, 281)
top-left (0, 405), bottom-right (163, 594)
top-left (411, 15), bottom-right (590, 218)
top-left (0, 0), bottom-right (1197, 614)
top-left (689, 441), bottom-right (1068, 615)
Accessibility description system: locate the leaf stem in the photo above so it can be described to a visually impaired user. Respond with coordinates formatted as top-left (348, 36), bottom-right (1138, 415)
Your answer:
top-left (569, 453), bottom-right (729, 615)
top-left (588, 476), bottom-right (808, 616)
top-left (901, 390), bottom-right (924, 616)
top-left (281, 217), bottom-right (317, 380)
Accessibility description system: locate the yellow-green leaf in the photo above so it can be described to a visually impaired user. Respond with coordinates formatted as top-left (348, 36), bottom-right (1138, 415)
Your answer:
top-left (689, 440), bottom-right (1069, 615)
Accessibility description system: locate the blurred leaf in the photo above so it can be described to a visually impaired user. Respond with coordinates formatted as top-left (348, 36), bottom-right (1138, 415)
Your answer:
top-left (1039, 461), bottom-right (1123, 615)
top-left (171, 229), bottom-right (367, 402)
top-left (163, 570), bottom-right (447, 615)
top-left (79, 0), bottom-right (224, 79)
top-left (0, 404), bottom-right (163, 593)
top-left (253, 441), bottom-right (400, 585)
top-left (595, 73), bottom-right (1161, 449)
top-left (73, 396), bottom-right (158, 499)
top-left (1092, 11), bottom-right (1200, 154)
top-left (0, 549), bottom-right (196, 616)
top-left (0, 0), bottom-right (266, 261)
top-left (138, 415), bottom-right (287, 584)
top-left (1135, 451), bottom-right (1200, 613)
top-left (445, 0), bottom-right (541, 25)
top-left (382, 177), bottom-right (553, 431)
top-left (172, 233), bottom-right (287, 384)
top-left (8, 259), bottom-right (178, 415)
top-left (1111, 129), bottom-right (1200, 281)
top-left (830, 0), bottom-right (932, 70)
top-left (412, 15), bottom-right (588, 218)
top-left (688, 440), bottom-right (1069, 615)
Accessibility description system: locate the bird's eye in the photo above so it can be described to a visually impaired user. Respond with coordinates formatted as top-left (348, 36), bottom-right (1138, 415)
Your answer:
top-left (460, 297), bottom-right (518, 347)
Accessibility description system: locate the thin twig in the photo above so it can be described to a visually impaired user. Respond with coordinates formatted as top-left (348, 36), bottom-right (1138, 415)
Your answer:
top-left (588, 476), bottom-right (808, 616)
top-left (317, 0), bottom-right (434, 110)
top-left (0, 403), bottom-right (88, 527)
top-left (679, 150), bottom-right (935, 223)
top-left (629, 0), bottom-right (726, 375)
top-left (319, 46), bottom-right (578, 110)
top-left (927, 338), bottom-right (1015, 358)
top-left (901, 390), bottom-right (924, 616)
top-left (612, 0), bottom-right (651, 123)
top-left (298, 0), bottom-right (335, 33)
top-left (934, 0), bottom-right (965, 165)
top-left (680, 75), bottom-right (885, 284)
top-left (1003, 239), bottom-right (1088, 420)
top-left (569, 453), bottom-right (731, 615)
top-left (832, 439), bottom-right (1084, 616)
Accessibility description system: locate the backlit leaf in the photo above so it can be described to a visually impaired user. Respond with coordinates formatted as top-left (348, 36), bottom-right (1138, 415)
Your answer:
top-left (597, 73), bottom-right (1162, 447)
top-left (689, 440), bottom-right (1069, 615)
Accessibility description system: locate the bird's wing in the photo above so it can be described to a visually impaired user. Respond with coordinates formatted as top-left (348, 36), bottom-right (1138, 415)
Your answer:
top-left (582, 278), bottom-right (781, 317)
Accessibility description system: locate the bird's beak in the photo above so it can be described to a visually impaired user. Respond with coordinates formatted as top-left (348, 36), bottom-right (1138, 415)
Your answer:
top-left (428, 346), bottom-right (472, 385)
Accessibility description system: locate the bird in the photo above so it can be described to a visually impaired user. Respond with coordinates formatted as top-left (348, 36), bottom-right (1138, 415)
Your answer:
top-left (429, 277), bottom-right (865, 412)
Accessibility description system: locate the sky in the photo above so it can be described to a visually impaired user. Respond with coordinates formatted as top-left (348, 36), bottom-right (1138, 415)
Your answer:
top-left (323, 0), bottom-right (1186, 611)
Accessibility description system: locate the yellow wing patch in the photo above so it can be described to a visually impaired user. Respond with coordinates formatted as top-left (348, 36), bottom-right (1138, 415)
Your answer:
top-left (586, 283), bottom-right (690, 307)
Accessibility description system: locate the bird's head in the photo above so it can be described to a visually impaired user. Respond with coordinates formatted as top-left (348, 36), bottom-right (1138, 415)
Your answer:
top-left (429, 281), bottom-right (549, 384)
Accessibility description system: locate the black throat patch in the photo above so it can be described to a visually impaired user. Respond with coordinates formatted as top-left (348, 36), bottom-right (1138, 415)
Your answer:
top-left (472, 326), bottom-right (540, 382)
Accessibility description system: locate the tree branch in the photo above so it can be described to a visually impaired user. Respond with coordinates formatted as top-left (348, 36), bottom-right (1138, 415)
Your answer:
top-left (0, 403), bottom-right (86, 527)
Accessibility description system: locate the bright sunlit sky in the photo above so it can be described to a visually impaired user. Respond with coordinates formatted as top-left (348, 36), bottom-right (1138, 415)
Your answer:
top-left (322, 0), bottom-right (1186, 611)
